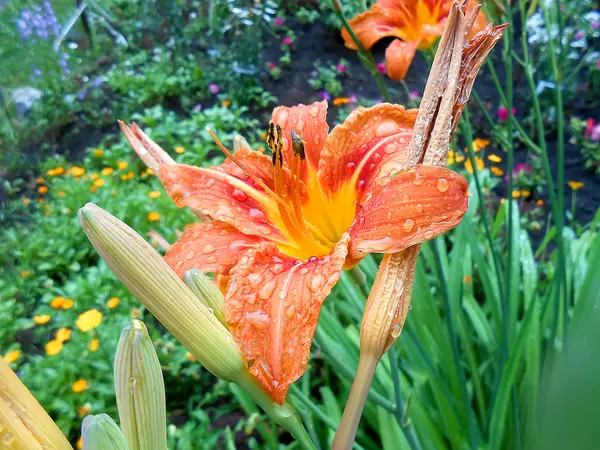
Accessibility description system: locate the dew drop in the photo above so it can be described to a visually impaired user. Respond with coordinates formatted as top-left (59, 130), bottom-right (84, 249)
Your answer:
top-left (375, 120), bottom-right (400, 137)
top-left (309, 105), bottom-right (319, 117)
top-left (186, 250), bottom-right (196, 260)
top-left (206, 179), bottom-right (215, 188)
top-left (310, 274), bottom-right (322, 292)
top-left (424, 230), bottom-right (434, 239)
top-left (206, 255), bottom-right (217, 264)
top-left (391, 324), bottom-right (402, 338)
top-left (203, 243), bottom-right (215, 254)
top-left (259, 281), bottom-right (277, 299)
top-left (416, 203), bottom-right (424, 212)
top-left (402, 219), bottom-right (415, 232)
top-left (436, 178), bottom-right (449, 193)
top-left (232, 188), bottom-right (248, 201)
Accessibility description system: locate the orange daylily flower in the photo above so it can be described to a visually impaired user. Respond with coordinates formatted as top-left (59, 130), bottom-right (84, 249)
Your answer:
top-left (342, 0), bottom-right (488, 80)
top-left (119, 101), bottom-right (469, 404)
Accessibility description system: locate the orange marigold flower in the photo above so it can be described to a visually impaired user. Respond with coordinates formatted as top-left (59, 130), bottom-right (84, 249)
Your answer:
top-left (33, 315), bottom-right (51, 325)
top-left (77, 405), bottom-right (91, 417)
top-left (38, 186), bottom-right (48, 194)
top-left (512, 190), bottom-right (521, 198)
top-left (490, 166), bottom-right (504, 176)
top-left (56, 328), bottom-right (72, 343)
top-left (58, 190), bottom-right (66, 197)
top-left (36, 177), bottom-right (45, 184)
top-left (464, 156), bottom-right (484, 174)
top-left (186, 352), bottom-right (196, 362)
top-left (46, 340), bottom-right (63, 356)
top-left (93, 178), bottom-right (105, 187)
top-left (537, 199), bottom-right (544, 206)
top-left (101, 167), bottom-right (113, 176)
top-left (107, 297), bottom-right (120, 308)
top-left (91, 173), bottom-right (99, 180)
top-left (77, 436), bottom-right (82, 449)
top-left (145, 168), bottom-right (154, 175)
top-left (568, 181), bottom-right (584, 191)
top-left (342, 0), bottom-right (488, 80)
top-left (20, 270), bottom-right (31, 277)
top-left (50, 296), bottom-right (66, 309)
top-left (488, 154), bottom-right (502, 163)
top-left (76, 309), bottom-right (103, 332)
top-left (89, 339), bottom-right (100, 352)
top-left (117, 161), bottom-right (128, 170)
top-left (147, 211), bottom-right (161, 222)
top-left (3, 350), bottom-right (20, 364)
top-left (521, 190), bottom-right (531, 197)
top-left (222, 100), bottom-right (231, 107)
top-left (93, 149), bottom-right (104, 156)
top-left (148, 191), bottom-right (161, 199)
top-left (175, 146), bottom-right (186, 154)
top-left (71, 166), bottom-right (85, 176)
top-left (90, 186), bottom-right (98, 193)
top-left (72, 379), bottom-right (88, 393)
top-left (120, 100), bottom-right (469, 404)
top-left (61, 298), bottom-right (74, 309)
top-left (22, 198), bottom-right (31, 205)
top-left (333, 97), bottom-right (351, 106)
top-left (472, 138), bottom-right (490, 152)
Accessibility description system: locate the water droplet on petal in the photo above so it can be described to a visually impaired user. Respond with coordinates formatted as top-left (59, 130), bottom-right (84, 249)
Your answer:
top-left (259, 281), bottom-right (277, 299)
top-left (403, 219), bottom-right (415, 232)
top-left (310, 274), bottom-right (322, 292)
top-left (232, 188), bottom-right (248, 201)
top-left (375, 120), bottom-right (400, 137)
top-left (424, 230), bottom-right (434, 239)
top-left (391, 324), bottom-right (402, 338)
top-left (436, 178), bottom-right (449, 193)
top-left (186, 250), bottom-right (196, 260)
top-left (203, 244), bottom-right (215, 254)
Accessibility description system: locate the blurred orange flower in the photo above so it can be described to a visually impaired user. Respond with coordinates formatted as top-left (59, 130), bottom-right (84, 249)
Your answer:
top-left (107, 297), bottom-right (120, 309)
top-left (33, 315), bottom-right (51, 325)
top-left (72, 379), bottom-right (88, 393)
top-left (3, 350), bottom-right (20, 364)
top-left (46, 340), bottom-right (63, 356)
top-left (342, 0), bottom-right (488, 80)
top-left (76, 309), bottom-right (103, 332)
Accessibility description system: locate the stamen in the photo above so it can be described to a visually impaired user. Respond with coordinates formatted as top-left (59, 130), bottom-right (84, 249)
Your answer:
top-left (291, 130), bottom-right (306, 160)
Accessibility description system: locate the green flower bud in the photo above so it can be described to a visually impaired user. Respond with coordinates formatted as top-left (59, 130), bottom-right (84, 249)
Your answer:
top-left (114, 320), bottom-right (166, 450)
top-left (81, 414), bottom-right (129, 450)
top-left (184, 269), bottom-right (225, 324)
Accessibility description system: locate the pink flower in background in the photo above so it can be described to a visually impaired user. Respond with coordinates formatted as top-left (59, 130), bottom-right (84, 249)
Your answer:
top-left (274, 17), bottom-right (284, 26)
top-left (318, 90), bottom-right (332, 101)
top-left (267, 62), bottom-right (277, 71)
top-left (585, 119), bottom-right (595, 137)
top-left (208, 84), bottom-right (220, 95)
top-left (283, 36), bottom-right (293, 45)
top-left (336, 64), bottom-right (347, 73)
top-left (586, 119), bottom-right (600, 141)
top-left (377, 62), bottom-right (386, 75)
top-left (597, 58), bottom-right (600, 70)
top-left (514, 163), bottom-right (532, 175)
top-left (591, 21), bottom-right (599, 30)
top-left (409, 90), bottom-right (420, 102)
top-left (498, 106), bottom-right (516, 121)
top-left (575, 30), bottom-right (585, 40)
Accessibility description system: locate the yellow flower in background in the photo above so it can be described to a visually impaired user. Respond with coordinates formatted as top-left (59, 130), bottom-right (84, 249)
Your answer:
top-left (90, 186), bottom-right (98, 193)
top-left (446, 149), bottom-right (455, 165)
top-left (72, 167), bottom-right (85, 176)
top-left (488, 154), bottom-right (502, 163)
top-left (77, 405), bottom-right (91, 417)
top-left (50, 296), bottom-right (66, 308)
top-left (186, 352), bottom-right (196, 362)
top-left (333, 97), bottom-right (351, 105)
top-left (472, 138), bottom-right (490, 152)
top-left (91, 173), bottom-right (99, 180)
top-left (38, 186), bottom-right (48, 194)
top-left (107, 297), bottom-right (120, 309)
top-left (490, 167), bottom-right (504, 176)
top-left (537, 199), bottom-right (544, 206)
top-left (77, 436), bottom-right (82, 449)
top-left (521, 190), bottom-right (531, 197)
top-left (568, 181), bottom-right (584, 191)
top-left (56, 328), bottom-right (72, 343)
top-left (464, 156), bottom-right (484, 174)
top-left (145, 168), bottom-right (154, 175)
top-left (147, 212), bottom-right (161, 222)
top-left (221, 100), bottom-right (231, 107)
top-left (21, 270), bottom-right (31, 277)
top-left (117, 161), bottom-right (128, 170)
top-left (47, 167), bottom-right (65, 176)
top-left (89, 339), bottom-right (100, 352)
top-left (175, 146), bottom-right (186, 154)
top-left (93, 149), bottom-right (104, 156)
top-left (22, 198), bottom-right (31, 205)
top-left (455, 154), bottom-right (465, 163)
top-left (58, 190), bottom-right (66, 197)
top-left (512, 191), bottom-right (521, 198)
top-left (33, 315), bottom-right (51, 325)
top-left (3, 350), bottom-right (20, 364)
top-left (36, 177), bottom-right (45, 184)
top-left (93, 178), bottom-right (105, 187)
top-left (46, 340), bottom-right (63, 356)
top-left (148, 191), bottom-right (161, 199)
top-left (101, 167), bottom-right (114, 176)
top-left (76, 309), bottom-right (103, 332)
top-left (72, 379), bottom-right (88, 393)
top-left (121, 171), bottom-right (135, 181)
top-left (61, 299), bottom-right (74, 309)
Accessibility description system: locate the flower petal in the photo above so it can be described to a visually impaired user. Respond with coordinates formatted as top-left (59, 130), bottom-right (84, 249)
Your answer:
top-left (342, 7), bottom-right (406, 50)
top-left (225, 234), bottom-right (350, 404)
top-left (385, 38), bottom-right (419, 81)
top-left (271, 101), bottom-right (329, 177)
top-left (120, 122), bottom-right (287, 241)
top-left (164, 221), bottom-right (263, 278)
top-left (320, 103), bottom-right (418, 201)
top-left (349, 166), bottom-right (468, 259)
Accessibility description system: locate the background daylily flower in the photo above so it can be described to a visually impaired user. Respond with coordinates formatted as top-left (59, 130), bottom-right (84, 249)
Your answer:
top-left (120, 101), bottom-right (468, 404)
top-left (342, 0), bottom-right (488, 80)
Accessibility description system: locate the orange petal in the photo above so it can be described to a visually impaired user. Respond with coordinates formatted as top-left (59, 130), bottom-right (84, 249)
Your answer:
top-left (349, 166), bottom-right (468, 259)
top-left (342, 7), bottom-right (407, 51)
top-left (385, 39), bottom-right (419, 81)
top-left (271, 101), bottom-right (329, 179)
top-left (159, 162), bottom-right (286, 241)
top-left (164, 221), bottom-right (263, 278)
top-left (320, 103), bottom-right (418, 201)
top-left (225, 234), bottom-right (350, 404)
top-left (466, 0), bottom-right (489, 37)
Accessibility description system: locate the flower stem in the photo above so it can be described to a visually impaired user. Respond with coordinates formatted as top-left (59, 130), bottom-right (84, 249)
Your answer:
top-left (331, 354), bottom-right (379, 450)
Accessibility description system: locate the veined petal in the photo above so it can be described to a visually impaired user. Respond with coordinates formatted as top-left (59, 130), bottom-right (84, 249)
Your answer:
top-left (225, 234), bottom-right (350, 404)
top-left (349, 166), bottom-right (468, 259)
top-left (320, 103), bottom-right (418, 201)
top-left (385, 39), bottom-right (419, 81)
top-left (120, 121), bottom-right (287, 241)
top-left (271, 101), bottom-right (329, 179)
top-left (165, 221), bottom-right (263, 278)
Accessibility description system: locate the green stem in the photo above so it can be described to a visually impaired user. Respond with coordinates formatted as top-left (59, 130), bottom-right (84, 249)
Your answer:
top-left (389, 346), bottom-right (422, 450)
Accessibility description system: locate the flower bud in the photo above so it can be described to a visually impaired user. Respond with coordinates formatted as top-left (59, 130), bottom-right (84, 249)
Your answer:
top-left (81, 414), bottom-right (129, 450)
top-left (184, 269), bottom-right (225, 324)
top-left (0, 358), bottom-right (71, 449)
top-left (114, 320), bottom-right (166, 450)
top-left (78, 203), bottom-right (244, 381)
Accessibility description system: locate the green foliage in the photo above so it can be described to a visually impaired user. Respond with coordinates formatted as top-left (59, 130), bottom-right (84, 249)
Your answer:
top-left (570, 117), bottom-right (600, 174)
top-left (309, 59), bottom-right (349, 97)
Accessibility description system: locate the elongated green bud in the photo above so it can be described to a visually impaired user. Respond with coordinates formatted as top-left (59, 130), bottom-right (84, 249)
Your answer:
top-left (82, 414), bottom-right (129, 450)
top-left (184, 269), bottom-right (225, 324)
top-left (0, 359), bottom-right (71, 450)
top-left (78, 203), bottom-right (244, 381)
top-left (114, 320), bottom-right (166, 450)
